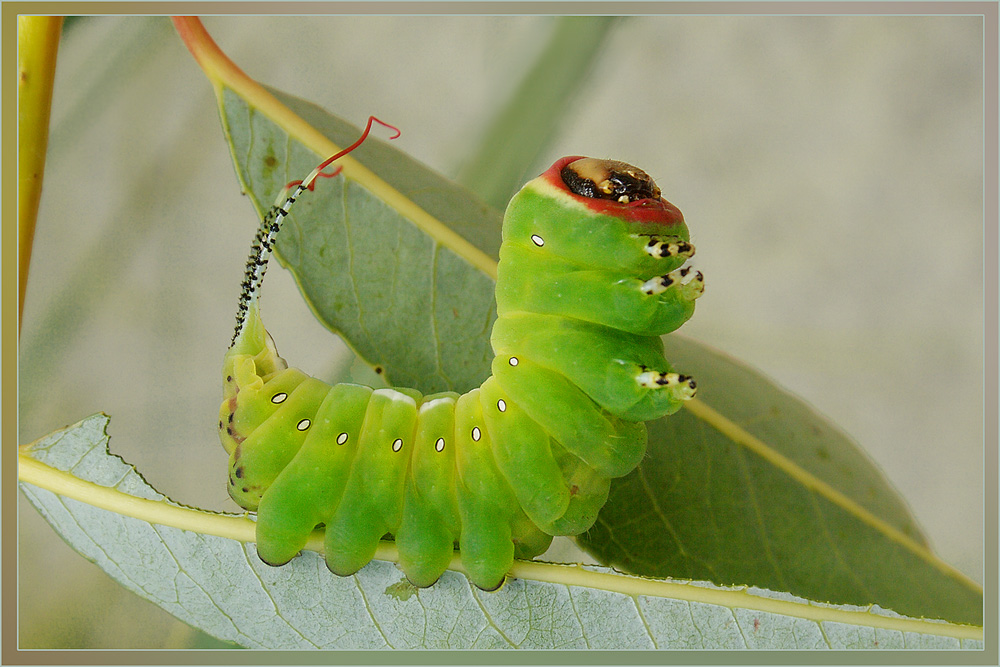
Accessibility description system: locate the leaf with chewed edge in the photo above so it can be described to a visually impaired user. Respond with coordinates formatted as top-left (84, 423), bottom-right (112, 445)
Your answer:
top-left (19, 414), bottom-right (983, 649)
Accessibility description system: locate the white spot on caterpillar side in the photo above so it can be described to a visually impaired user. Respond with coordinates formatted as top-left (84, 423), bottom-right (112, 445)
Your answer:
top-left (297, 419), bottom-right (311, 431)
top-left (392, 438), bottom-right (403, 452)
top-left (530, 234), bottom-right (544, 247)
top-left (509, 357), bottom-right (519, 367)
top-left (336, 432), bottom-right (348, 445)
top-left (435, 437), bottom-right (445, 452)
top-left (472, 426), bottom-right (482, 442)
top-left (271, 392), bottom-right (287, 404)
top-left (497, 399), bottom-right (507, 412)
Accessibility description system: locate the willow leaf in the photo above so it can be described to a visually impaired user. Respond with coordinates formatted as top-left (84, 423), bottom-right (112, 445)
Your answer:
top-left (18, 415), bottom-right (982, 650)
top-left (219, 87), bottom-right (499, 394)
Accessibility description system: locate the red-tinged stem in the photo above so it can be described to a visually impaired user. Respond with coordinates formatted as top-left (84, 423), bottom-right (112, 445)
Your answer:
top-left (171, 16), bottom-right (250, 88)
top-left (171, 16), bottom-right (389, 190)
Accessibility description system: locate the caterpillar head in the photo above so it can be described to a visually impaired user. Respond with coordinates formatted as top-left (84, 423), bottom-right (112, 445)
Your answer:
top-left (559, 157), bottom-right (661, 203)
top-left (544, 156), bottom-right (687, 233)
top-left (496, 156), bottom-right (702, 339)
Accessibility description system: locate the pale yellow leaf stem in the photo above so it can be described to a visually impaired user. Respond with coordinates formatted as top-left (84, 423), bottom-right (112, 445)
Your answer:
top-left (17, 452), bottom-right (982, 641)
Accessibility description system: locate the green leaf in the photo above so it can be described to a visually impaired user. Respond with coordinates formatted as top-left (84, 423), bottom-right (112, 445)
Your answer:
top-left (215, 80), bottom-right (981, 628)
top-left (220, 86), bottom-right (500, 394)
top-left (19, 415), bottom-right (982, 650)
top-left (579, 336), bottom-right (984, 627)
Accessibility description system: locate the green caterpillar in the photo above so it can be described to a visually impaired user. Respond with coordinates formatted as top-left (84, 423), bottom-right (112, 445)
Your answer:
top-left (219, 128), bottom-right (704, 590)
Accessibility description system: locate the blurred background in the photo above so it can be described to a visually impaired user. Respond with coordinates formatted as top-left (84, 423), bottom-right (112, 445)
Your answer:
top-left (19, 14), bottom-right (984, 648)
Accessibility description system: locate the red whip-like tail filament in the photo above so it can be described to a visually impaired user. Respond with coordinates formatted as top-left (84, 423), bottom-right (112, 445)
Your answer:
top-left (231, 116), bottom-right (400, 345)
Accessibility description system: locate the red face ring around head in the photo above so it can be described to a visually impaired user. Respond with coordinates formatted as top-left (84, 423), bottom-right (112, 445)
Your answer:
top-left (540, 156), bottom-right (685, 227)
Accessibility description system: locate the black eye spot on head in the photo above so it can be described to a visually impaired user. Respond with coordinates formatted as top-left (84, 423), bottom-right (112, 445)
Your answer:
top-left (561, 158), bottom-right (661, 203)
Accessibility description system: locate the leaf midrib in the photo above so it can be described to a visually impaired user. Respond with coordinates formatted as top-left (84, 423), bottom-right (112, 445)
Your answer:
top-left (214, 77), bottom-right (498, 280)
top-left (16, 451), bottom-right (982, 640)
top-left (683, 397), bottom-right (982, 597)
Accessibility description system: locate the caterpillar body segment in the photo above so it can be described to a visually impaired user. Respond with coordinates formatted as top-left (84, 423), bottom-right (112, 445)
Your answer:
top-left (395, 393), bottom-right (461, 587)
top-left (320, 387), bottom-right (419, 576)
top-left (500, 158), bottom-right (689, 273)
top-left (225, 372), bottom-right (330, 510)
top-left (219, 316), bottom-right (289, 457)
top-left (490, 312), bottom-right (689, 422)
top-left (254, 383), bottom-right (372, 567)
top-left (495, 251), bottom-right (701, 338)
top-left (221, 154), bottom-right (703, 590)
top-left (489, 353), bottom-right (648, 480)
top-left (479, 376), bottom-right (571, 528)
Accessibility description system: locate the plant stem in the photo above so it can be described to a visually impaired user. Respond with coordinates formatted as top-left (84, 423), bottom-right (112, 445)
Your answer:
top-left (18, 16), bottom-right (63, 333)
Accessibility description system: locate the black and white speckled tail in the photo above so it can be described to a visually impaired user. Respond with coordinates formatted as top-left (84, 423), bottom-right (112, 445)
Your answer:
top-left (230, 182), bottom-right (310, 347)
top-left (228, 116), bottom-right (400, 347)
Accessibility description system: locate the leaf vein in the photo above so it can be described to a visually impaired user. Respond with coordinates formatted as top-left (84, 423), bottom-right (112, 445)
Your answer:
top-left (734, 446), bottom-right (789, 591)
top-left (470, 585), bottom-right (516, 648)
top-left (807, 489), bottom-right (875, 600)
top-left (632, 596), bottom-right (658, 648)
top-left (352, 573), bottom-right (393, 648)
top-left (731, 607), bottom-right (750, 648)
top-left (240, 544), bottom-right (318, 648)
top-left (566, 587), bottom-right (589, 649)
top-left (152, 524), bottom-right (243, 638)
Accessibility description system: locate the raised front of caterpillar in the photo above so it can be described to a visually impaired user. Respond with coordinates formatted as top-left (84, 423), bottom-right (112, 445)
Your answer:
top-left (219, 154), bottom-right (704, 591)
